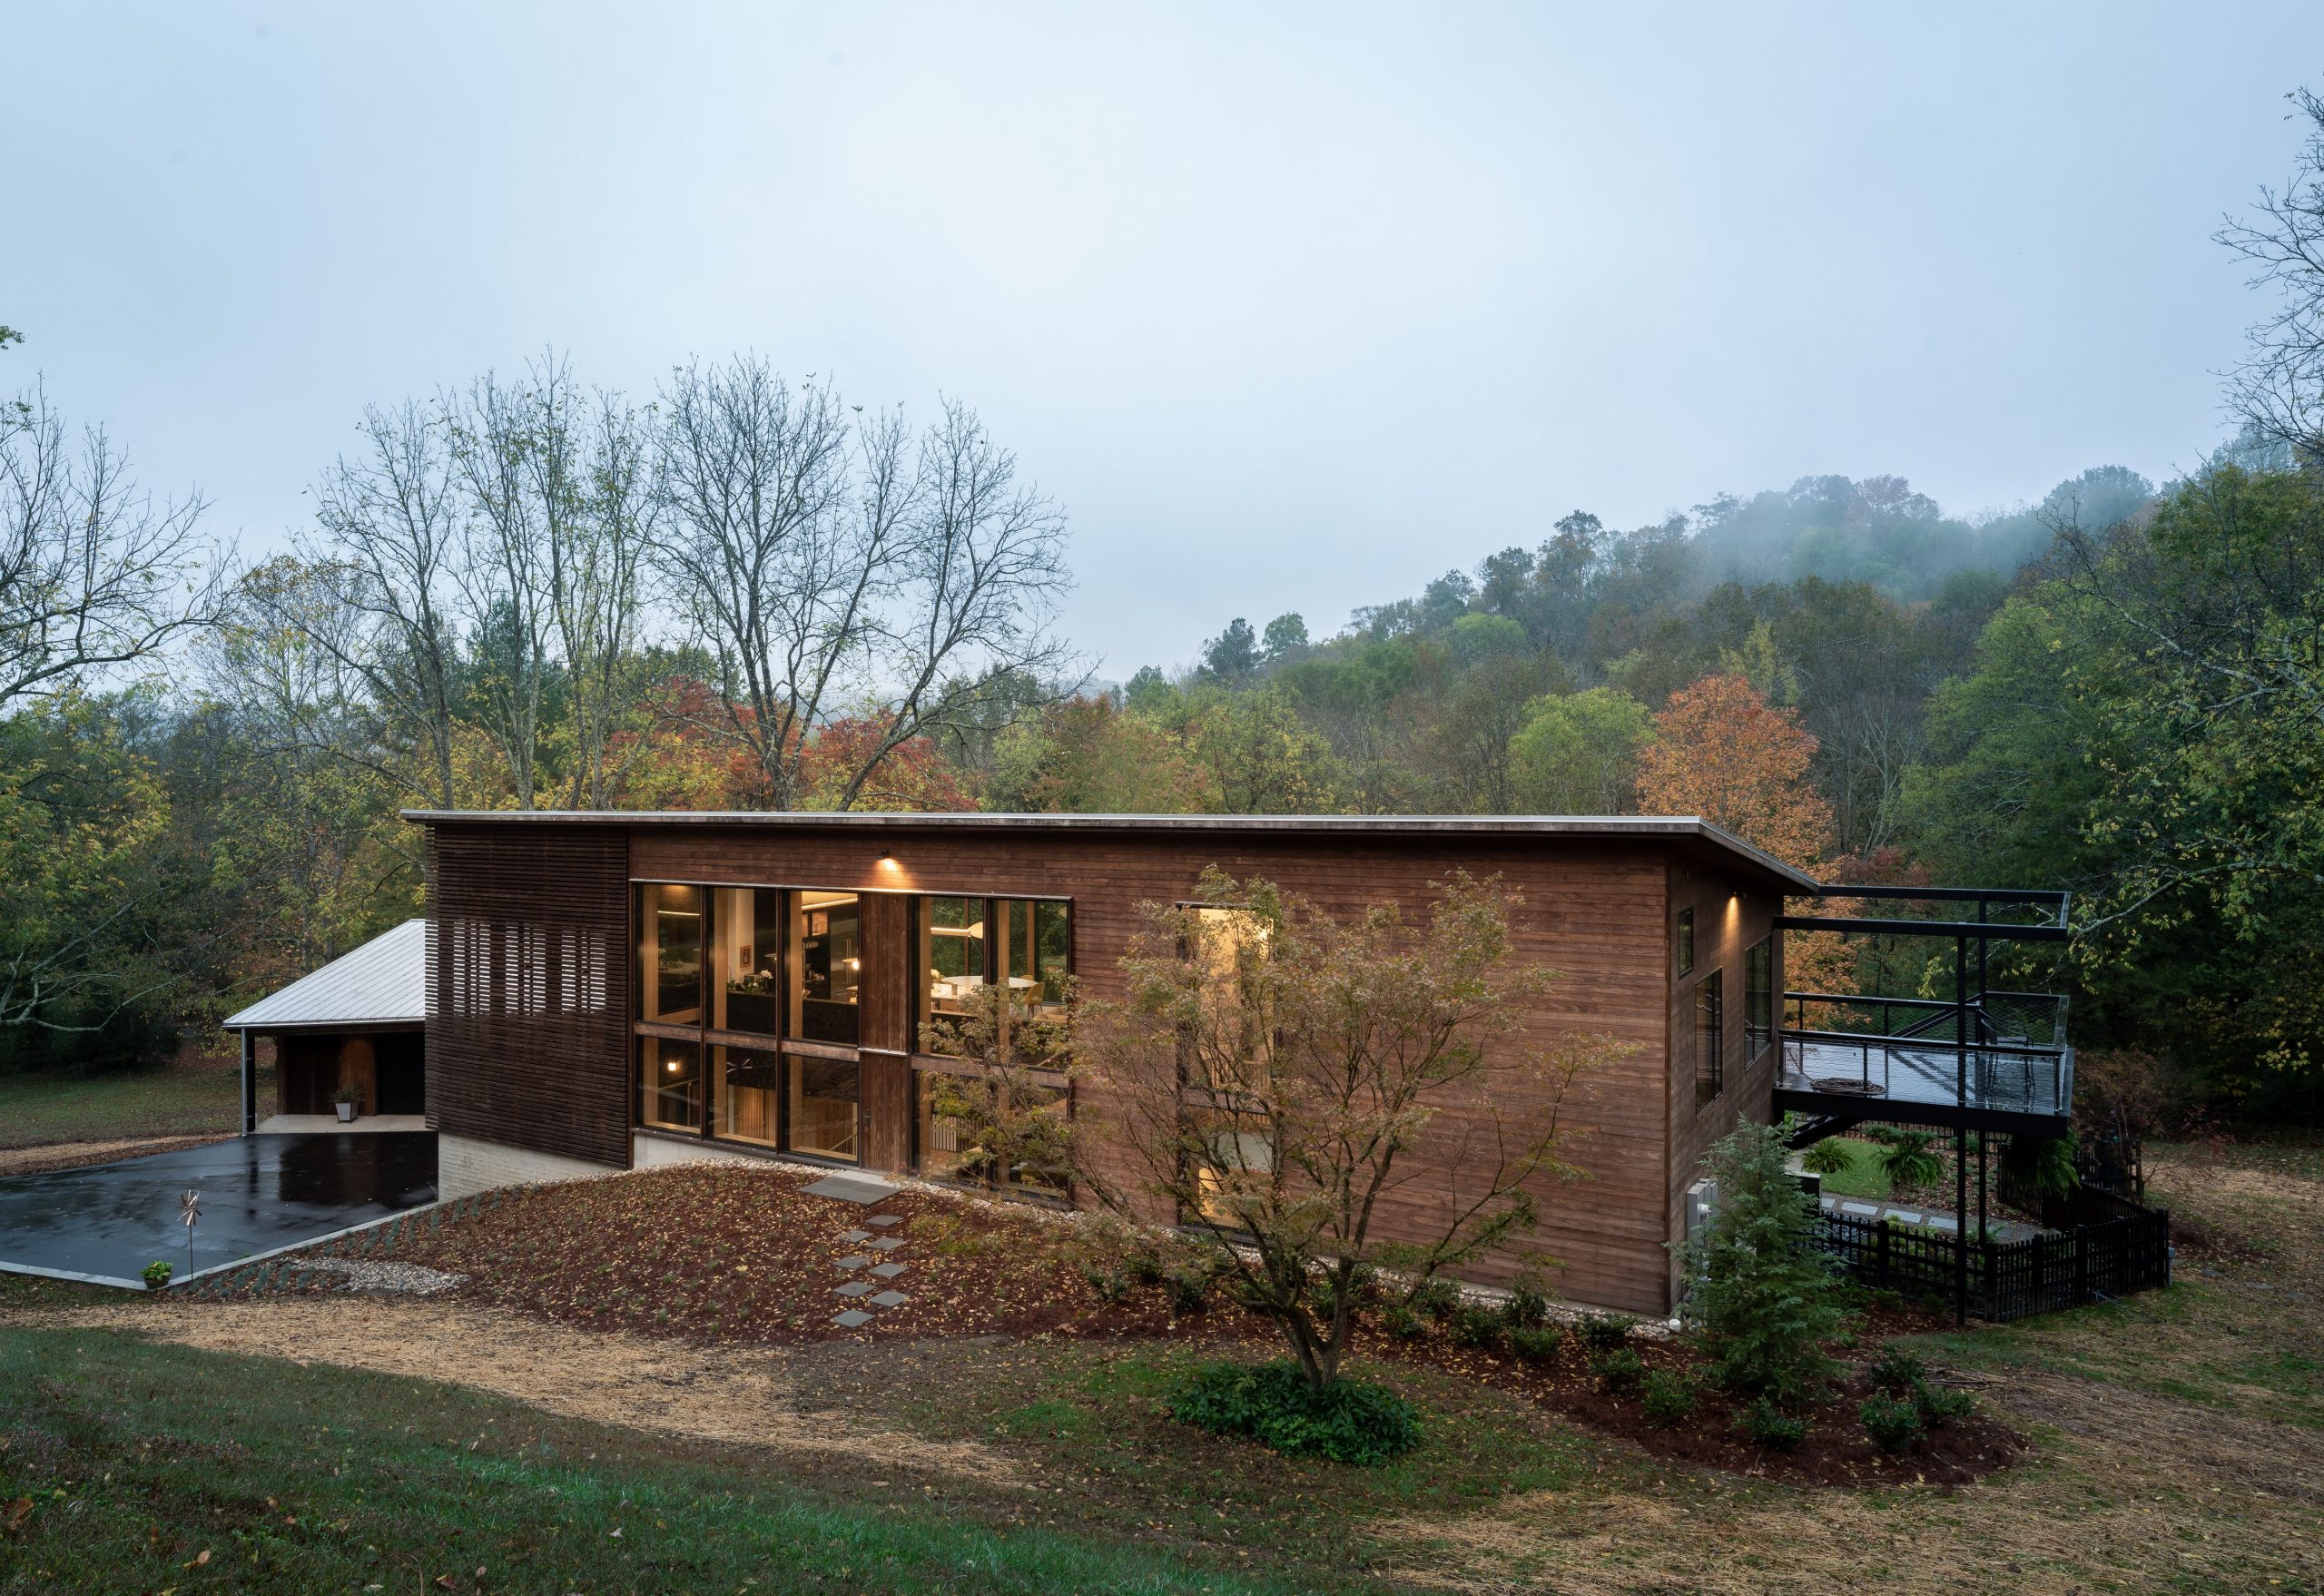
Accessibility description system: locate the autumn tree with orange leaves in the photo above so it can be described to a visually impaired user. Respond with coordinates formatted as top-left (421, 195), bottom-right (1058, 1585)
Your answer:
top-left (1635, 675), bottom-right (1832, 870)
top-left (1636, 675), bottom-right (1854, 994)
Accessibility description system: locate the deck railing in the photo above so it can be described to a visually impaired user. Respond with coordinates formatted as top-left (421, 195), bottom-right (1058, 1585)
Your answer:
top-left (1780, 989), bottom-right (2072, 1118)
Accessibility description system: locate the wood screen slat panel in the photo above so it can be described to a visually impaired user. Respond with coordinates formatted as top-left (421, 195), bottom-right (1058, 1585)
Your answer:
top-left (427, 823), bottom-right (632, 1168)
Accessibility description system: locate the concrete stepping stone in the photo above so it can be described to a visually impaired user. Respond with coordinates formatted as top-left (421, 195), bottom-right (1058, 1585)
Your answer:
top-left (836, 1281), bottom-right (872, 1298)
top-left (869, 1236), bottom-right (904, 1252)
top-left (871, 1261), bottom-right (908, 1278)
top-left (802, 1175), bottom-right (902, 1205)
top-left (1926, 1216), bottom-right (1959, 1234)
top-left (833, 1309), bottom-right (873, 1328)
top-left (1888, 1209), bottom-right (1924, 1225)
top-left (840, 1228), bottom-right (872, 1243)
top-left (870, 1290), bottom-right (909, 1308)
top-left (834, 1255), bottom-right (871, 1271)
top-left (1839, 1201), bottom-right (1881, 1217)
top-left (866, 1214), bottom-right (903, 1227)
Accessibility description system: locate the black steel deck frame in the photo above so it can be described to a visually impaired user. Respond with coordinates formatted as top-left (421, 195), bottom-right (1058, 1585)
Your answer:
top-left (1774, 883), bottom-right (2073, 1325)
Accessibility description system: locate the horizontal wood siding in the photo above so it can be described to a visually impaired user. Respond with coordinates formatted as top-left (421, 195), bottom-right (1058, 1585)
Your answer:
top-left (1662, 842), bottom-right (1782, 1305)
top-left (427, 823), bottom-right (632, 1169)
top-left (627, 823), bottom-right (1684, 1314)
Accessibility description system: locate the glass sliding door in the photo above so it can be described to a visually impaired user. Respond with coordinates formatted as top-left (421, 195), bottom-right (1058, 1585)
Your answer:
top-left (638, 883), bottom-right (704, 1025)
top-left (787, 1055), bottom-right (860, 1161)
top-left (790, 892), bottom-right (862, 1045)
top-left (712, 887), bottom-right (784, 1037)
top-left (716, 1043), bottom-right (782, 1146)
top-left (638, 1035), bottom-right (702, 1131)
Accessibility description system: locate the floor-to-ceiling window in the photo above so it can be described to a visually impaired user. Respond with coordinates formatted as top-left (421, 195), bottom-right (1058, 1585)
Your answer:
top-left (638, 884), bottom-right (704, 1025)
top-left (711, 887), bottom-right (784, 1036)
top-left (918, 896), bottom-right (1070, 1057)
top-left (788, 1055), bottom-right (860, 1160)
top-left (638, 1034), bottom-right (701, 1131)
top-left (792, 892), bottom-right (861, 1046)
top-left (716, 1043), bottom-right (782, 1146)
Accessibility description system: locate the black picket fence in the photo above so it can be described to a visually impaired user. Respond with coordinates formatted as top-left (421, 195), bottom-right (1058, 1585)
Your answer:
top-left (1812, 1205), bottom-right (2172, 1322)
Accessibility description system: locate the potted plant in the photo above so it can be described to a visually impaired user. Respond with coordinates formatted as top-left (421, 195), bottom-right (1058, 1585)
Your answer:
top-left (331, 1085), bottom-right (361, 1123)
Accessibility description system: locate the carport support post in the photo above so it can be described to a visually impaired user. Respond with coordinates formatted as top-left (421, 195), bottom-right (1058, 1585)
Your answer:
top-left (240, 1031), bottom-right (255, 1135)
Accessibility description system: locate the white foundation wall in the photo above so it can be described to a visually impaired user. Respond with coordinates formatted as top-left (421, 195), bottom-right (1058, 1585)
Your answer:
top-left (629, 1132), bottom-right (769, 1172)
top-left (435, 1132), bottom-right (622, 1198)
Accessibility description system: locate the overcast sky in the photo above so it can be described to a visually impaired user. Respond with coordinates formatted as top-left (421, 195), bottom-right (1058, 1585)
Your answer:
top-left (6, 4), bottom-right (2318, 675)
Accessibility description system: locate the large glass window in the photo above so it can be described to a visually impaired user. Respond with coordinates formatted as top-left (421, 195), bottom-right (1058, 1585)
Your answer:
top-left (1745, 938), bottom-right (1773, 1060)
top-left (788, 1055), bottom-right (860, 1160)
top-left (915, 1069), bottom-right (1070, 1196)
top-left (790, 892), bottom-right (861, 1045)
top-left (919, 897), bottom-right (1070, 1057)
top-left (712, 887), bottom-right (785, 1035)
top-left (1696, 969), bottom-right (1725, 1104)
top-left (1192, 1108), bottom-right (1274, 1228)
top-left (716, 1043), bottom-right (782, 1146)
top-left (638, 883), bottom-right (704, 1024)
top-left (639, 1035), bottom-right (702, 1131)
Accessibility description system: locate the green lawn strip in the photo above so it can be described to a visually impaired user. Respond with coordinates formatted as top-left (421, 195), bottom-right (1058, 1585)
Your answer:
top-left (877, 1336), bottom-right (1751, 1579)
top-left (1803, 1136), bottom-right (1891, 1201)
top-left (0, 1325), bottom-right (1338, 1596)
top-left (0, 1065), bottom-right (246, 1150)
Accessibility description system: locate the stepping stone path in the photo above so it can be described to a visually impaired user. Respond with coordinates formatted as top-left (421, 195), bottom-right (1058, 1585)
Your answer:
top-left (810, 1175), bottom-right (914, 1329)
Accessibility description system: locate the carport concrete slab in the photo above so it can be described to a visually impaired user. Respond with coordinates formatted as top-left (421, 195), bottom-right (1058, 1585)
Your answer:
top-left (0, 1133), bottom-right (437, 1287)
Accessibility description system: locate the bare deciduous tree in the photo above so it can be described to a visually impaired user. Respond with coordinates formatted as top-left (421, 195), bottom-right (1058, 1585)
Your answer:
top-left (1, 384), bottom-right (221, 713)
top-left (2219, 85), bottom-right (2324, 458)
top-left (653, 354), bottom-right (1074, 810)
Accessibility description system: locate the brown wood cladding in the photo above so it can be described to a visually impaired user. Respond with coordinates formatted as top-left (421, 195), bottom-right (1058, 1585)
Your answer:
top-left (427, 823), bottom-right (632, 1168)
top-left (419, 817), bottom-right (1790, 1315)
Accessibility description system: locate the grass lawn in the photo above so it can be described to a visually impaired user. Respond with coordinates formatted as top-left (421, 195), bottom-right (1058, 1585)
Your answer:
top-left (1799, 1135), bottom-right (1892, 1200)
top-left (4, 1136), bottom-right (2320, 1593)
top-left (0, 1286), bottom-right (1324, 1596)
top-left (0, 1057), bottom-right (249, 1150)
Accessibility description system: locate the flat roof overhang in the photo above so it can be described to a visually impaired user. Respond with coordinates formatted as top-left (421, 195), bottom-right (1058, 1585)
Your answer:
top-left (399, 809), bottom-right (1824, 892)
top-left (220, 1019), bottom-right (424, 1035)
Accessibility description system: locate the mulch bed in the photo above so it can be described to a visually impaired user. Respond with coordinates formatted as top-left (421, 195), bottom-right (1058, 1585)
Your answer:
top-left (1374, 1325), bottom-right (2022, 1488)
top-left (240, 1160), bottom-right (2020, 1486)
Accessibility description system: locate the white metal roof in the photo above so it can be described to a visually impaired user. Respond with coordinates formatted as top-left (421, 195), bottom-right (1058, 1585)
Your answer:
top-left (222, 919), bottom-right (426, 1032)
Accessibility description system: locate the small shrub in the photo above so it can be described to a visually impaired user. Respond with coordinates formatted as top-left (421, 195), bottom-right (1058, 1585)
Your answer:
top-left (1576, 1312), bottom-right (1634, 1353)
top-left (1507, 1325), bottom-right (1564, 1364)
top-left (1381, 1302), bottom-right (1429, 1340)
top-left (1404, 1277), bottom-right (1462, 1322)
top-left (1913, 1381), bottom-right (1974, 1426)
top-left (1449, 1305), bottom-right (1505, 1351)
top-left (1640, 1370), bottom-right (1698, 1425)
top-left (1124, 1248), bottom-right (1167, 1286)
top-left (140, 1260), bottom-right (172, 1289)
top-left (1082, 1266), bottom-right (1130, 1304)
top-left (1590, 1347), bottom-right (1646, 1394)
top-left (1164, 1269), bottom-right (1211, 1315)
top-left (1799, 1138), bottom-right (1855, 1177)
top-left (1869, 1287), bottom-right (1906, 1315)
top-left (1866, 1346), bottom-right (1927, 1394)
top-left (1312, 1264), bottom-right (1375, 1325)
top-left (1501, 1284), bottom-right (1551, 1328)
top-left (1168, 1361), bottom-right (1422, 1465)
top-left (1859, 1393), bottom-right (1924, 1452)
top-left (1738, 1397), bottom-right (1807, 1451)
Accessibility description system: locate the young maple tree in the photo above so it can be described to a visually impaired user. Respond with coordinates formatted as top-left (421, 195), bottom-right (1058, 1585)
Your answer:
top-left (1076, 867), bottom-right (1621, 1392)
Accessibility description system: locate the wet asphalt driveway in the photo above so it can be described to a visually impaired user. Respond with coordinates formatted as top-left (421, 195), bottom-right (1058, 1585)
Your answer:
top-left (0, 1133), bottom-right (437, 1286)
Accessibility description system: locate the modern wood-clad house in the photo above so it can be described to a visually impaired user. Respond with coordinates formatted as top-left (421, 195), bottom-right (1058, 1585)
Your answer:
top-left (409, 810), bottom-right (1823, 1315)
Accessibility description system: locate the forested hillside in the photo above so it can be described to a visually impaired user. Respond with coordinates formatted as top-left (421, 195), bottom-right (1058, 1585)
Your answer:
top-left (5, 95), bottom-right (2324, 1128)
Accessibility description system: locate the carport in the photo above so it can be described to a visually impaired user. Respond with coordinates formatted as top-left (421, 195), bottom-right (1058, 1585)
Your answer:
top-left (0, 1133), bottom-right (437, 1287)
top-left (222, 920), bottom-right (427, 1130)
